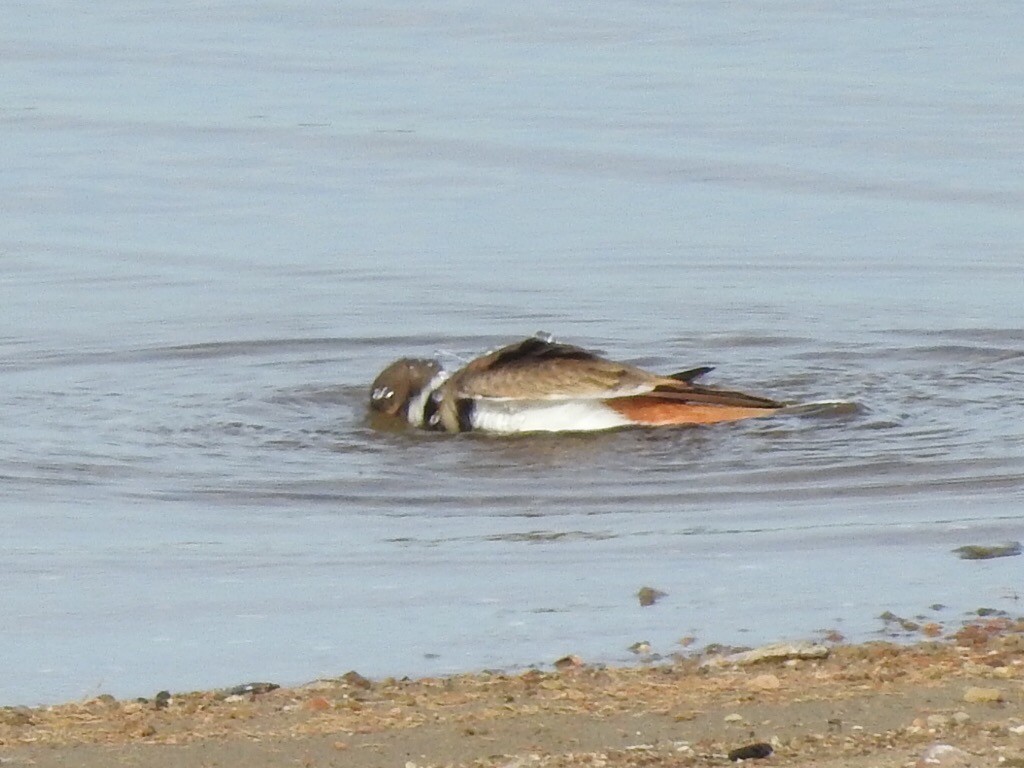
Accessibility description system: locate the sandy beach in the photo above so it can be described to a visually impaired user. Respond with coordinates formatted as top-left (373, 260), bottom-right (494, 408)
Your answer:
top-left (3, 618), bottom-right (1022, 768)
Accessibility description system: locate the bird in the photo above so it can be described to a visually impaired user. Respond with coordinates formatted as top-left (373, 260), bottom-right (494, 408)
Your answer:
top-left (368, 335), bottom-right (783, 434)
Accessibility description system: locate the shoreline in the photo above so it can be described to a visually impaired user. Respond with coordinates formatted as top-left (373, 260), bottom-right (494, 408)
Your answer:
top-left (3, 618), bottom-right (1023, 767)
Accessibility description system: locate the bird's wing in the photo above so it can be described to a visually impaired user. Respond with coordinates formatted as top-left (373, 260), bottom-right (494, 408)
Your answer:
top-left (448, 337), bottom-right (660, 400)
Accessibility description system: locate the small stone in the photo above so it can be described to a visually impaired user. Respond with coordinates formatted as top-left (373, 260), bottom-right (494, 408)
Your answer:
top-left (748, 673), bottom-right (781, 691)
top-left (637, 586), bottom-right (667, 607)
top-left (724, 713), bottom-right (744, 724)
top-left (926, 714), bottom-right (950, 729)
top-left (963, 686), bottom-right (1003, 703)
top-left (553, 654), bottom-right (584, 671)
top-left (915, 743), bottom-right (971, 767)
top-left (629, 641), bottom-right (652, 655)
top-left (952, 712), bottom-right (971, 726)
top-left (341, 671), bottom-right (372, 689)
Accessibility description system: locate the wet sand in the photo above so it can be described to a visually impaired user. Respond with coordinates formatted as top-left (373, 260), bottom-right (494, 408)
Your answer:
top-left (3, 619), bottom-right (1023, 767)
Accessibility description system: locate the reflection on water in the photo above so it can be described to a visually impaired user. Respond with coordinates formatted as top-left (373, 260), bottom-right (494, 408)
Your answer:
top-left (2, 0), bottom-right (1023, 704)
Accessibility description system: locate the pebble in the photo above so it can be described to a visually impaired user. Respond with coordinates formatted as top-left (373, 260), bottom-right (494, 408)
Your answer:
top-left (963, 686), bottom-right (1003, 703)
top-left (952, 711), bottom-right (971, 726)
top-left (724, 713), bottom-right (744, 724)
top-left (915, 743), bottom-right (971, 767)
top-left (926, 714), bottom-right (950, 729)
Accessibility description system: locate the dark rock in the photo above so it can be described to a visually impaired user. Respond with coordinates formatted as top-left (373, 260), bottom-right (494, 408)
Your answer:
top-left (976, 607), bottom-right (1006, 617)
top-left (728, 742), bottom-right (773, 761)
top-left (154, 690), bottom-right (171, 709)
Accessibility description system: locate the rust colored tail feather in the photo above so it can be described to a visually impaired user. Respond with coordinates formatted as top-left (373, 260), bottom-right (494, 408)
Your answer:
top-left (607, 377), bottom-right (782, 426)
top-left (606, 395), bottom-right (780, 426)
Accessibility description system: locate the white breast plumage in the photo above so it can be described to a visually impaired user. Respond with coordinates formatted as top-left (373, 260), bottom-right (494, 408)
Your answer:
top-left (469, 399), bottom-right (632, 434)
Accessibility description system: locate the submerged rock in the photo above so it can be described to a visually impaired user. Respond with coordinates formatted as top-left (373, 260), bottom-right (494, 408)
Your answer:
top-left (636, 586), bottom-right (667, 607)
top-left (953, 542), bottom-right (1021, 560)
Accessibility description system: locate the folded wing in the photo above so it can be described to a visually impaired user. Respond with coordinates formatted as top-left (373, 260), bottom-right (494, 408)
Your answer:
top-left (448, 337), bottom-right (782, 409)
top-left (447, 337), bottom-right (661, 400)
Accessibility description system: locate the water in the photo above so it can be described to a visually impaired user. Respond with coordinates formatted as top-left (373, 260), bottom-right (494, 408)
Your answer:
top-left (3, 0), bottom-right (1023, 704)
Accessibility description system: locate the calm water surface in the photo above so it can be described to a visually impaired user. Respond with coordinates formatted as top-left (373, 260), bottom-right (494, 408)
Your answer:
top-left (2, 1), bottom-right (1023, 704)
